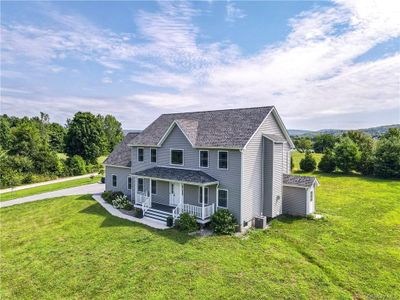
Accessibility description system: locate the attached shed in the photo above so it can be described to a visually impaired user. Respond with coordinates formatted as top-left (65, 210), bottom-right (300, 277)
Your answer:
top-left (282, 174), bottom-right (319, 216)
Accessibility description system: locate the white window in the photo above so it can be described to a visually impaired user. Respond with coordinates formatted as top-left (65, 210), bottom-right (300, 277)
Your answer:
top-left (112, 174), bottom-right (117, 187)
top-left (199, 187), bottom-right (209, 204)
top-left (217, 189), bottom-right (228, 208)
top-left (137, 148), bottom-right (144, 162)
top-left (218, 151), bottom-right (228, 169)
top-left (151, 180), bottom-right (157, 195)
top-left (137, 178), bottom-right (144, 192)
top-left (151, 148), bottom-right (157, 163)
top-left (310, 190), bottom-right (314, 202)
top-left (199, 150), bottom-right (209, 168)
top-left (170, 149), bottom-right (184, 165)
top-left (127, 177), bottom-right (132, 190)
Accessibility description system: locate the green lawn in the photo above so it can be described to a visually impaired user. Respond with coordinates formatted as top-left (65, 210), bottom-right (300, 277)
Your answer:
top-left (292, 150), bottom-right (323, 172)
top-left (0, 176), bottom-right (101, 202)
top-left (1, 174), bottom-right (399, 299)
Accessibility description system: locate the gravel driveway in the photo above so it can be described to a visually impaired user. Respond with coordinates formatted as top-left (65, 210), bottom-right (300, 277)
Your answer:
top-left (0, 183), bottom-right (105, 208)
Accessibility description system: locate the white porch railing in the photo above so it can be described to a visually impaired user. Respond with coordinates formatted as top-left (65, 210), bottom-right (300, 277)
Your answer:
top-left (173, 203), bottom-right (215, 220)
top-left (135, 193), bottom-right (151, 205)
top-left (142, 196), bottom-right (151, 214)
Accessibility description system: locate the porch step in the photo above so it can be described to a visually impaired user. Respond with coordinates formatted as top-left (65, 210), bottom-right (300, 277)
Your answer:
top-left (144, 208), bottom-right (172, 223)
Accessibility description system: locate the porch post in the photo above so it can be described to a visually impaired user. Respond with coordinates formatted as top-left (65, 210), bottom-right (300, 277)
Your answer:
top-left (149, 179), bottom-right (152, 206)
top-left (134, 176), bottom-right (138, 204)
top-left (130, 175), bottom-right (133, 203)
top-left (202, 185), bottom-right (205, 220)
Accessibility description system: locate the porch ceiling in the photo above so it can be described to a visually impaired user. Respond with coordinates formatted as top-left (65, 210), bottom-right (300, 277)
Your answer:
top-left (133, 166), bottom-right (218, 185)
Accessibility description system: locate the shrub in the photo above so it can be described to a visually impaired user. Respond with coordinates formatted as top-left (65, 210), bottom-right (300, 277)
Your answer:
top-left (300, 152), bottom-right (316, 172)
top-left (112, 195), bottom-right (132, 210)
top-left (318, 150), bottom-right (336, 173)
top-left (211, 209), bottom-right (237, 235)
top-left (134, 207), bottom-right (143, 218)
top-left (334, 137), bottom-right (360, 173)
top-left (373, 130), bottom-right (400, 178)
top-left (175, 213), bottom-right (198, 232)
top-left (66, 155), bottom-right (87, 176)
top-left (9, 155), bottom-right (34, 173)
top-left (101, 191), bottom-right (113, 203)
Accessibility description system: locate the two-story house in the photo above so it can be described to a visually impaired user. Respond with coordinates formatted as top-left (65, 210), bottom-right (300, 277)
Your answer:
top-left (103, 106), bottom-right (319, 231)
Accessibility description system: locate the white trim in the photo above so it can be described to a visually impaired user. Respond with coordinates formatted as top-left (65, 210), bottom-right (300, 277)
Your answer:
top-left (132, 174), bottom-right (218, 187)
top-left (137, 147), bottom-right (144, 162)
top-left (217, 150), bottom-right (229, 170)
top-left (198, 186), bottom-right (209, 205)
top-left (104, 164), bottom-right (131, 169)
top-left (282, 183), bottom-right (309, 189)
top-left (127, 176), bottom-right (132, 190)
top-left (158, 121), bottom-right (195, 147)
top-left (128, 144), bottom-right (159, 147)
top-left (217, 188), bottom-right (228, 209)
top-left (150, 148), bottom-right (157, 163)
top-left (111, 174), bottom-right (117, 187)
top-left (198, 150), bottom-right (209, 168)
top-left (157, 165), bottom-right (200, 171)
top-left (170, 148), bottom-right (184, 166)
top-left (151, 180), bottom-right (157, 195)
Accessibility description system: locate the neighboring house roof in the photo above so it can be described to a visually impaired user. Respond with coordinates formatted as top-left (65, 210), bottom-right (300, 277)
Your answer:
top-left (283, 174), bottom-right (320, 188)
top-left (103, 132), bottom-right (140, 168)
top-left (133, 167), bottom-right (218, 185)
top-left (129, 106), bottom-right (293, 149)
top-left (263, 134), bottom-right (287, 143)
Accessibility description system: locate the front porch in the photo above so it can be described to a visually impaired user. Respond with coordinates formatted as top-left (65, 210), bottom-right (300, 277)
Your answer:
top-left (132, 167), bottom-right (219, 223)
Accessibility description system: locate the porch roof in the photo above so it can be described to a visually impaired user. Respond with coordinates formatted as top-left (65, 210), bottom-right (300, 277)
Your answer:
top-left (133, 167), bottom-right (218, 185)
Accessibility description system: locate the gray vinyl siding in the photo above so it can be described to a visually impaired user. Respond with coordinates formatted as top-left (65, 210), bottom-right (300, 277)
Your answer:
top-left (263, 138), bottom-right (273, 216)
top-left (105, 166), bottom-right (132, 200)
top-left (131, 125), bottom-right (240, 220)
top-left (272, 143), bottom-right (283, 217)
top-left (152, 180), bottom-right (169, 206)
top-left (242, 112), bottom-right (288, 225)
top-left (282, 186), bottom-right (307, 216)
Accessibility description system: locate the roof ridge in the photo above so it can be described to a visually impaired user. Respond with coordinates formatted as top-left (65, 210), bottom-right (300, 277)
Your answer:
top-left (161, 105), bottom-right (274, 116)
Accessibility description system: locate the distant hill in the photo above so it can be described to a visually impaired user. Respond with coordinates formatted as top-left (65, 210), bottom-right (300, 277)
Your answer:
top-left (288, 124), bottom-right (400, 137)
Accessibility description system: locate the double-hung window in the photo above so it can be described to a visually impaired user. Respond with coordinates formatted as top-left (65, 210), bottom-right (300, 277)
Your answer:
top-left (137, 148), bottom-right (144, 162)
top-left (112, 175), bottom-right (117, 187)
top-left (218, 151), bottom-right (228, 169)
top-left (137, 178), bottom-right (144, 192)
top-left (199, 150), bottom-right (209, 168)
top-left (151, 148), bottom-right (157, 163)
top-left (127, 177), bottom-right (132, 190)
top-left (170, 149), bottom-right (183, 165)
top-left (199, 187), bottom-right (209, 204)
top-left (218, 189), bottom-right (228, 208)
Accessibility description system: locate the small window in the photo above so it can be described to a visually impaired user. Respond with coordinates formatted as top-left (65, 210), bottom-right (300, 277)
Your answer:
top-left (151, 180), bottom-right (157, 195)
top-left (199, 150), bottom-right (209, 168)
top-left (218, 151), bottom-right (228, 169)
top-left (199, 187), bottom-right (209, 204)
top-left (137, 178), bottom-right (144, 192)
top-left (151, 148), bottom-right (157, 163)
top-left (170, 149), bottom-right (183, 165)
top-left (218, 189), bottom-right (228, 208)
top-left (112, 175), bottom-right (117, 187)
top-left (310, 191), bottom-right (313, 202)
top-left (127, 177), bottom-right (132, 190)
top-left (137, 148), bottom-right (144, 162)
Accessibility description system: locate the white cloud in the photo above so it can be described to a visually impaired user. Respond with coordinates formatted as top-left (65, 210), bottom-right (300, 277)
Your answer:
top-left (102, 77), bottom-right (113, 84)
top-left (225, 2), bottom-right (246, 23)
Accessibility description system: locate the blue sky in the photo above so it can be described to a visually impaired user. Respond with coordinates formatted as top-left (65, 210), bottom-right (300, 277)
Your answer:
top-left (1, 0), bottom-right (399, 130)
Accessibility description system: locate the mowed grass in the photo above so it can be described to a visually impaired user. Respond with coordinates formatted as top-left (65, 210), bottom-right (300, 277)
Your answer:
top-left (292, 150), bottom-right (323, 172)
top-left (0, 176), bottom-right (101, 202)
top-left (1, 175), bottom-right (399, 299)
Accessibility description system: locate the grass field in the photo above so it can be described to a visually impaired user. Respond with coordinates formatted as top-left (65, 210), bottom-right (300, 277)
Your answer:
top-left (1, 173), bottom-right (399, 299)
top-left (0, 176), bottom-right (101, 202)
top-left (291, 151), bottom-right (323, 172)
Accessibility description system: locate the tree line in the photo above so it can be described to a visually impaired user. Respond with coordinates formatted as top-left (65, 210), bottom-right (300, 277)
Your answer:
top-left (295, 129), bottom-right (400, 178)
top-left (0, 112), bottom-right (124, 188)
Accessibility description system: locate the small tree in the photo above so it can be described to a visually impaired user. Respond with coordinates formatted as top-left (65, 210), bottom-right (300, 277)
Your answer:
top-left (313, 134), bottom-right (338, 153)
top-left (294, 137), bottom-right (313, 153)
top-left (300, 151), bottom-right (316, 172)
top-left (374, 129), bottom-right (400, 178)
top-left (334, 137), bottom-right (361, 173)
top-left (318, 150), bottom-right (336, 173)
top-left (66, 155), bottom-right (87, 176)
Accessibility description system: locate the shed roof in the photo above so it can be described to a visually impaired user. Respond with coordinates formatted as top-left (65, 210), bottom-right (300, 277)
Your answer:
top-left (283, 174), bottom-right (319, 188)
top-left (133, 167), bottom-right (218, 185)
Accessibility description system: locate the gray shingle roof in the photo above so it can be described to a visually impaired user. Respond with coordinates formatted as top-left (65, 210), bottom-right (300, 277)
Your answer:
top-left (283, 174), bottom-right (319, 188)
top-left (134, 167), bottom-right (218, 184)
top-left (130, 106), bottom-right (274, 148)
top-left (103, 132), bottom-right (140, 167)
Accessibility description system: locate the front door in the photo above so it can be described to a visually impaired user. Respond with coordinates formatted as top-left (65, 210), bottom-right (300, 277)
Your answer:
top-left (169, 182), bottom-right (183, 206)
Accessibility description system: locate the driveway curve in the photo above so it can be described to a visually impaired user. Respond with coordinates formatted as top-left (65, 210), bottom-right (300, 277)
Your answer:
top-left (0, 183), bottom-right (105, 208)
